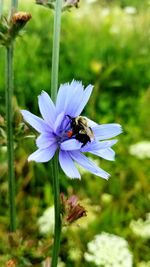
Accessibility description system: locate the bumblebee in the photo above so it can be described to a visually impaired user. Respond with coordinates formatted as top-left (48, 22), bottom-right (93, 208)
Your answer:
top-left (67, 116), bottom-right (94, 147)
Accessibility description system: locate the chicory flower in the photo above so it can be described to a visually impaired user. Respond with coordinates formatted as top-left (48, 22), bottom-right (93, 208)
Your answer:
top-left (21, 80), bottom-right (122, 179)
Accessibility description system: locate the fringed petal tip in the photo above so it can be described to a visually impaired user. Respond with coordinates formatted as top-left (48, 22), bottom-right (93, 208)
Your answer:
top-left (104, 173), bottom-right (110, 180)
top-left (118, 124), bottom-right (123, 134)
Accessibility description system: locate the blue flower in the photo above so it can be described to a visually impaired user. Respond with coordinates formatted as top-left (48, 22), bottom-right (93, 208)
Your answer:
top-left (21, 80), bottom-right (122, 179)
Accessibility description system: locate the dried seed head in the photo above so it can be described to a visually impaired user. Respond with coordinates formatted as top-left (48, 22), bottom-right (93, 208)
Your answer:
top-left (12, 12), bottom-right (32, 25)
top-left (61, 193), bottom-right (87, 225)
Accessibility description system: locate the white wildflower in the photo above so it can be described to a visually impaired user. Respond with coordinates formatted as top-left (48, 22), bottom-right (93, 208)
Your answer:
top-left (84, 232), bottom-right (133, 267)
top-left (129, 141), bottom-right (150, 159)
top-left (38, 206), bottom-right (54, 235)
top-left (124, 6), bottom-right (137, 15)
top-left (130, 213), bottom-right (150, 239)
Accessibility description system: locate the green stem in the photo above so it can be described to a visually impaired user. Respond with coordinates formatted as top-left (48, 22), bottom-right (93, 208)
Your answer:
top-left (51, 0), bottom-right (62, 102)
top-left (51, 153), bottom-right (61, 267)
top-left (11, 0), bottom-right (18, 11)
top-left (51, 0), bottom-right (62, 266)
top-left (0, 0), bottom-right (3, 17)
top-left (5, 0), bottom-right (18, 232)
top-left (5, 46), bottom-right (16, 232)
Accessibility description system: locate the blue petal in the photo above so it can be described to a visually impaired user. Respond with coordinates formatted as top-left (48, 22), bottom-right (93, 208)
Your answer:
top-left (56, 82), bottom-right (69, 115)
top-left (81, 140), bottom-right (118, 152)
top-left (28, 143), bottom-right (57, 162)
top-left (69, 151), bottom-right (110, 179)
top-left (73, 84), bottom-right (93, 117)
top-left (64, 81), bottom-right (84, 117)
top-left (38, 91), bottom-right (56, 128)
top-left (59, 150), bottom-right (81, 179)
top-left (92, 124), bottom-right (122, 140)
top-left (91, 148), bottom-right (115, 161)
top-left (54, 112), bottom-right (65, 134)
top-left (60, 139), bottom-right (82, 151)
top-left (21, 110), bottom-right (51, 133)
top-left (56, 80), bottom-right (84, 116)
top-left (36, 133), bottom-right (56, 149)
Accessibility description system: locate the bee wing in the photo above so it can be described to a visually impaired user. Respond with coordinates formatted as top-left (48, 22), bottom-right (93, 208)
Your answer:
top-left (82, 116), bottom-right (97, 128)
top-left (86, 126), bottom-right (95, 140)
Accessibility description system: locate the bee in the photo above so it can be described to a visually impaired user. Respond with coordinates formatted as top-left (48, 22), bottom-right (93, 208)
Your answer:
top-left (67, 115), bottom-right (94, 147)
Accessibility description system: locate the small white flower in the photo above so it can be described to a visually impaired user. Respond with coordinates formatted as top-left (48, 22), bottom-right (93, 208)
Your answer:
top-left (84, 232), bottom-right (133, 267)
top-left (124, 6), bottom-right (137, 15)
top-left (38, 206), bottom-right (54, 235)
top-left (129, 141), bottom-right (150, 159)
top-left (130, 213), bottom-right (150, 239)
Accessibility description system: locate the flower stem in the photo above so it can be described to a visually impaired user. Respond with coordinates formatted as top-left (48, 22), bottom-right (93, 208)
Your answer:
top-left (51, 153), bottom-right (61, 267)
top-left (51, 0), bottom-right (62, 266)
top-left (5, 1), bottom-right (18, 232)
top-left (5, 46), bottom-right (16, 232)
top-left (51, 0), bottom-right (62, 102)
top-left (11, 0), bottom-right (18, 12)
top-left (0, 0), bottom-right (3, 17)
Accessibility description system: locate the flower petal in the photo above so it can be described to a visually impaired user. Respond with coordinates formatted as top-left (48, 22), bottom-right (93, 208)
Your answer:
top-left (73, 84), bottom-right (93, 117)
top-left (56, 83), bottom-right (70, 115)
top-left (69, 151), bottom-right (110, 179)
top-left (56, 80), bottom-right (84, 116)
top-left (38, 91), bottom-right (56, 128)
top-left (65, 81), bottom-right (84, 117)
top-left (60, 139), bottom-right (82, 151)
top-left (92, 124), bottom-right (122, 140)
top-left (91, 147), bottom-right (115, 161)
top-left (36, 133), bottom-right (56, 149)
top-left (59, 150), bottom-right (81, 179)
top-left (21, 110), bottom-right (50, 133)
top-left (82, 140), bottom-right (118, 152)
top-left (54, 112), bottom-right (65, 134)
top-left (28, 143), bottom-right (57, 162)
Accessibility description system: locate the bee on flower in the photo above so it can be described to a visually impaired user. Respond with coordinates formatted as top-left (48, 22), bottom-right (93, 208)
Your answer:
top-left (21, 80), bottom-right (122, 179)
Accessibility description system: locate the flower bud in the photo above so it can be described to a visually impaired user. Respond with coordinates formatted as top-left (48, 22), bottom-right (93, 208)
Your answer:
top-left (11, 12), bottom-right (31, 25)
top-left (0, 12), bottom-right (31, 47)
top-left (61, 193), bottom-right (87, 225)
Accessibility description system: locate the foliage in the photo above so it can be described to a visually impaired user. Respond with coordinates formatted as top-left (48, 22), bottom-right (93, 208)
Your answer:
top-left (0, 0), bottom-right (150, 266)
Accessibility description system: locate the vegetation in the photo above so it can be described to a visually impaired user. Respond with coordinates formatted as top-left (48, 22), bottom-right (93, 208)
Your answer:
top-left (0, 0), bottom-right (150, 266)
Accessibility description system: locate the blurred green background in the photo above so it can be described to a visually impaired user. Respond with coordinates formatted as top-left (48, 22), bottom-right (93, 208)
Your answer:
top-left (0, 0), bottom-right (150, 266)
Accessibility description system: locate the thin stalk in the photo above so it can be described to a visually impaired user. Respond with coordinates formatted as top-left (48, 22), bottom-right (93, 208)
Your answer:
top-left (5, 0), bottom-right (18, 232)
top-left (51, 153), bottom-right (61, 267)
top-left (11, 0), bottom-right (18, 11)
top-left (0, 0), bottom-right (3, 17)
top-left (5, 46), bottom-right (16, 232)
top-left (51, 0), bottom-right (62, 102)
top-left (51, 0), bottom-right (62, 266)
